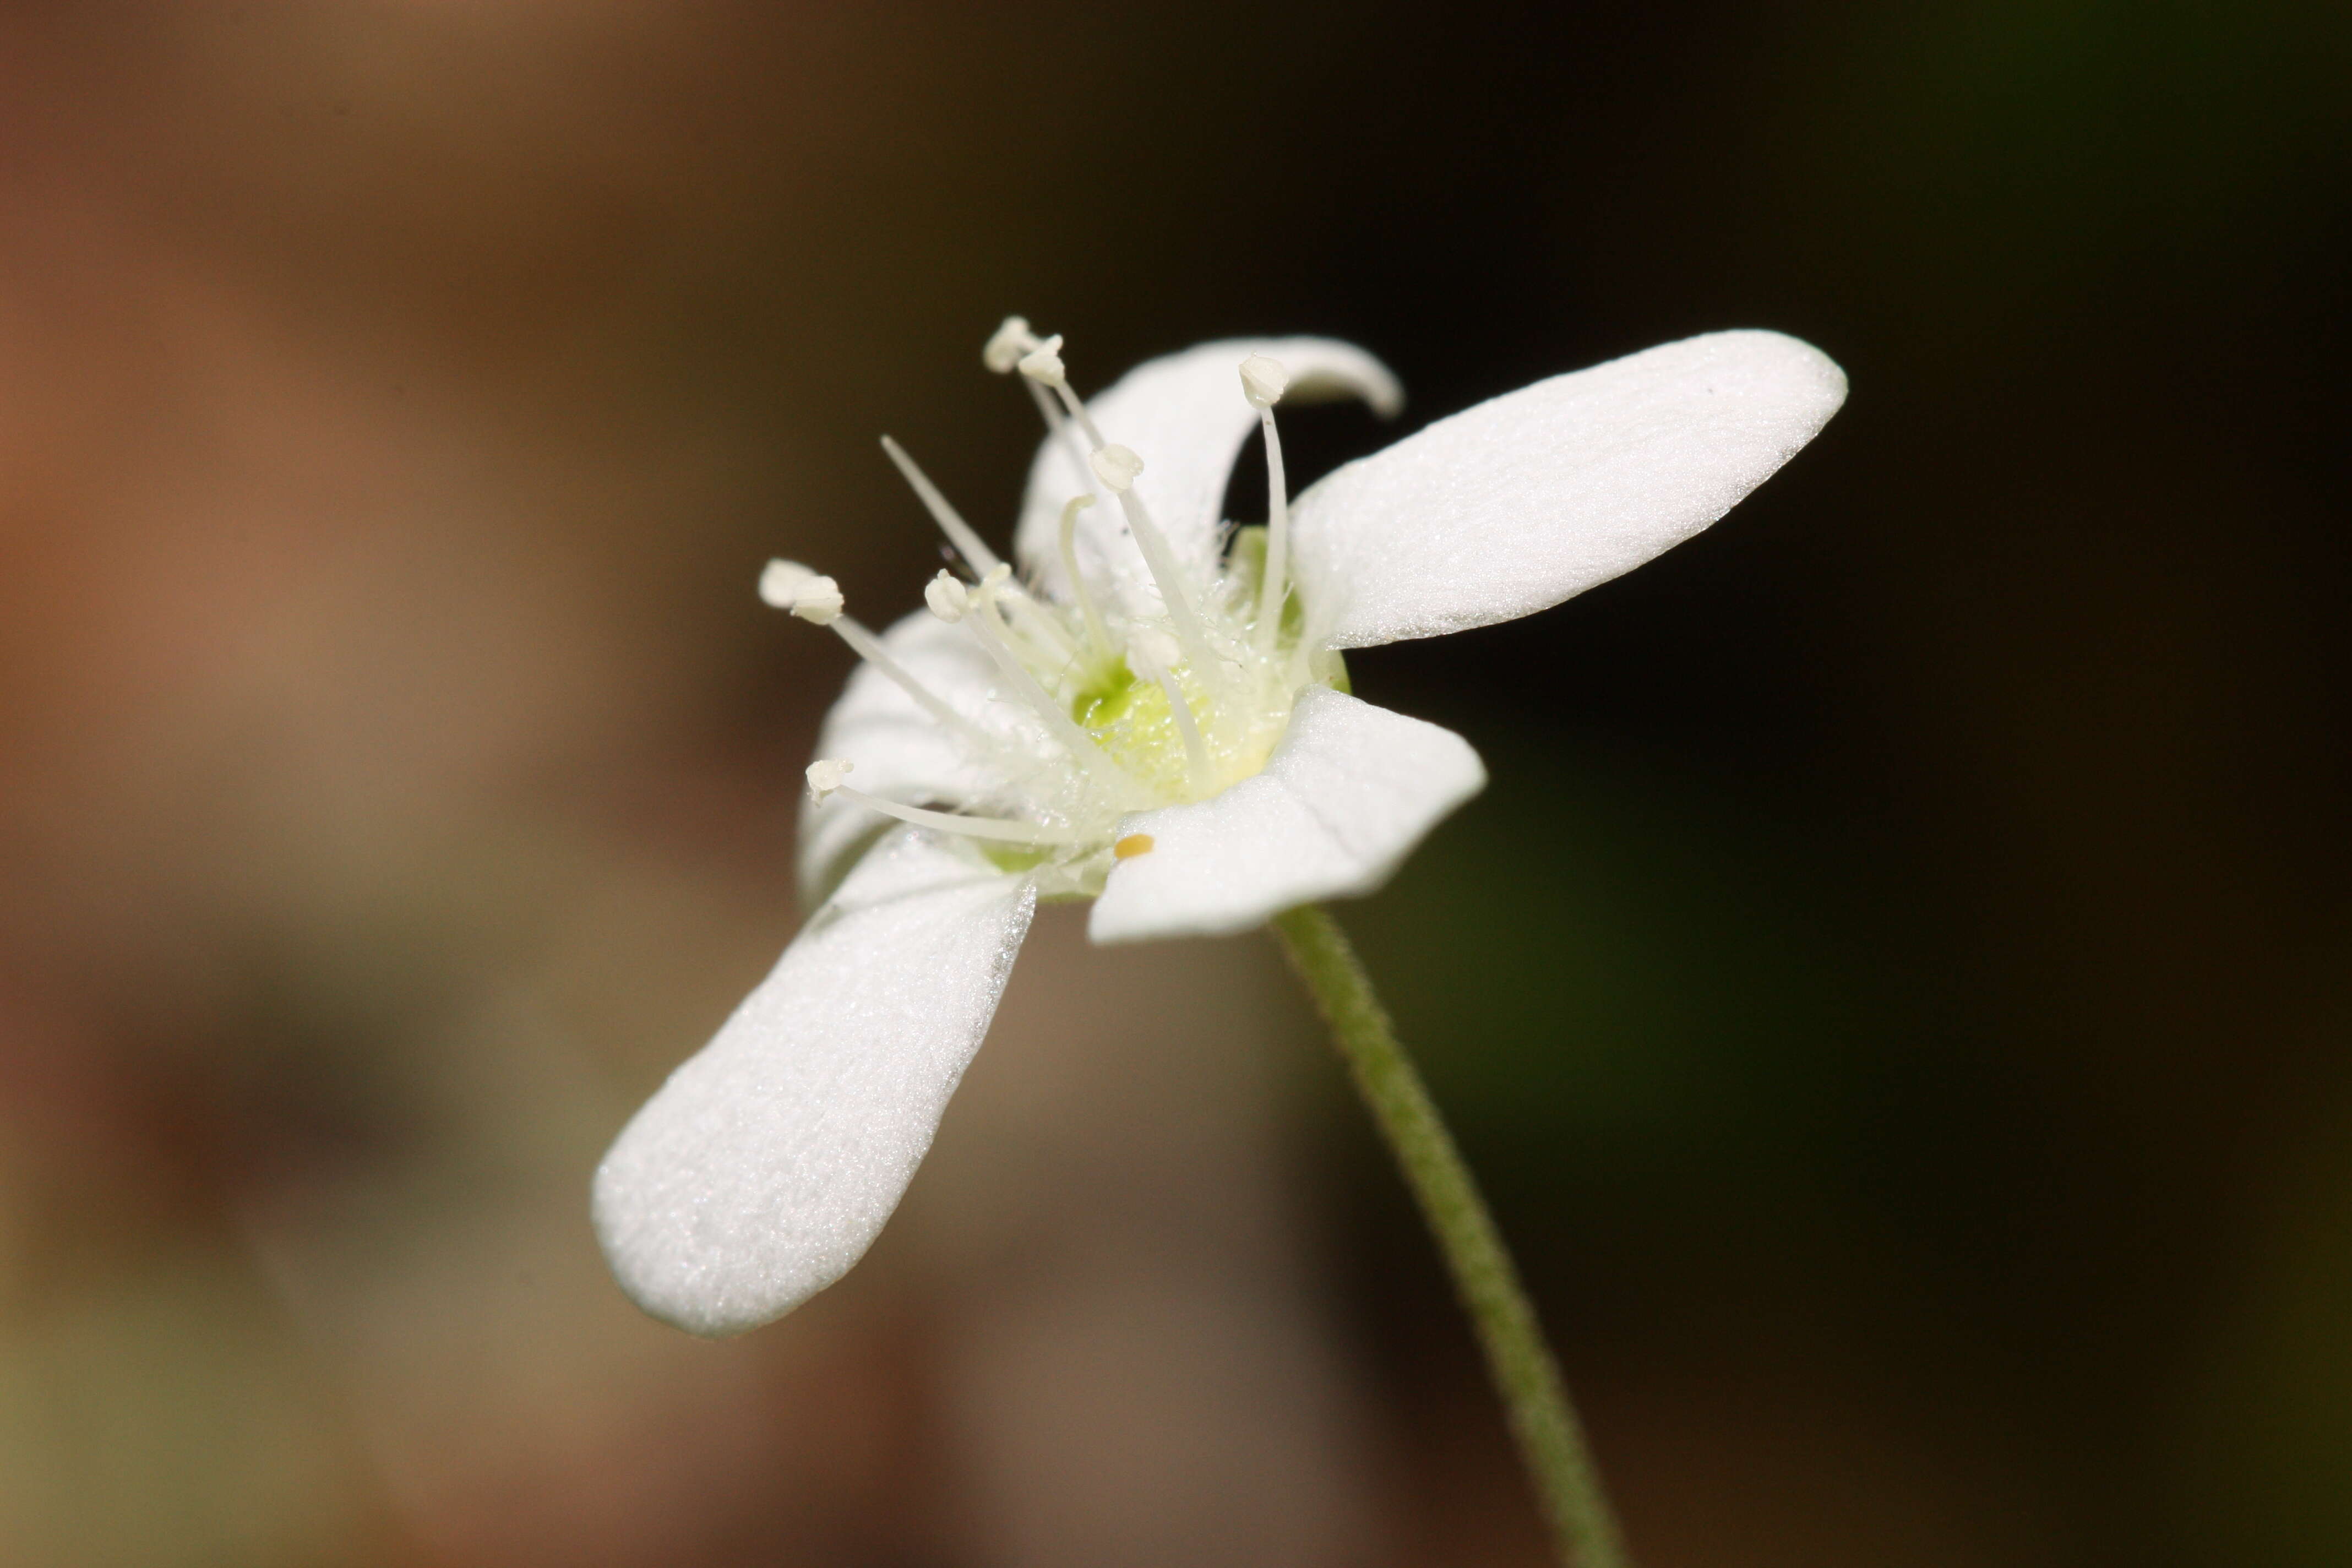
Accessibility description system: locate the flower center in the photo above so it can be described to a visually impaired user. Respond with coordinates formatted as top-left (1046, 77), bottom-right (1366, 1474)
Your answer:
top-left (779, 323), bottom-right (1340, 892)
top-left (1071, 609), bottom-right (1292, 801)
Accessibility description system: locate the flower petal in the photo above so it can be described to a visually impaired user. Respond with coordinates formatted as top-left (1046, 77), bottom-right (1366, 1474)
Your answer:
top-left (798, 607), bottom-right (1020, 906)
top-left (1014, 337), bottom-right (1402, 604)
top-left (595, 827), bottom-right (1037, 1336)
top-left (1289, 330), bottom-right (1847, 647)
top-left (1087, 687), bottom-right (1484, 944)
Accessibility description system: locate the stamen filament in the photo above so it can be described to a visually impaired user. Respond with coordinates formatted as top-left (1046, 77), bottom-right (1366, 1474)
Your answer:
top-left (1048, 380), bottom-right (1220, 678)
top-left (1057, 496), bottom-right (1117, 667)
top-left (1026, 378), bottom-right (1098, 501)
top-left (964, 598), bottom-right (1143, 803)
top-left (829, 616), bottom-right (1001, 755)
top-left (1008, 329), bottom-right (1099, 496)
top-left (1114, 484), bottom-right (1226, 693)
top-left (827, 786), bottom-right (1090, 847)
top-left (880, 437), bottom-right (1001, 576)
top-left (995, 584), bottom-right (1077, 662)
top-left (1046, 377), bottom-right (1108, 449)
top-left (1253, 404), bottom-right (1291, 652)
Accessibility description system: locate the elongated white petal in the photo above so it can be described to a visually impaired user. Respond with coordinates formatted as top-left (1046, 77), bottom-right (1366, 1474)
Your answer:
top-left (1289, 330), bottom-right (1847, 647)
top-left (799, 607), bottom-right (1023, 905)
top-left (1088, 687), bottom-right (1483, 943)
top-left (1015, 337), bottom-right (1402, 604)
top-left (595, 829), bottom-right (1037, 1336)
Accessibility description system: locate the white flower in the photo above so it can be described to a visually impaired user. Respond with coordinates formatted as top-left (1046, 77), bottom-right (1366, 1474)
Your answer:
top-left (595, 322), bottom-right (1847, 1336)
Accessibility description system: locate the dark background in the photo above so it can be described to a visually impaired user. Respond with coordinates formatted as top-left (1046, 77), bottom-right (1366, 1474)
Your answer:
top-left (1, 3), bottom-right (2346, 1564)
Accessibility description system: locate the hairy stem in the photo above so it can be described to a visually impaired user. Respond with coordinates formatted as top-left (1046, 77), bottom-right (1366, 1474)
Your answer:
top-left (1272, 903), bottom-right (1632, 1568)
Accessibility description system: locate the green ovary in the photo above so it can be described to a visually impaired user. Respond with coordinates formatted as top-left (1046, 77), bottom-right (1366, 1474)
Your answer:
top-left (1077, 666), bottom-right (1284, 803)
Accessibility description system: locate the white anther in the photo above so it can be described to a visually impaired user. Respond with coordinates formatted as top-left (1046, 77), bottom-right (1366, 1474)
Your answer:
top-left (981, 561), bottom-right (1013, 590)
top-left (983, 317), bottom-right (1036, 374)
top-left (758, 558), bottom-right (816, 607)
top-left (1090, 444), bottom-right (1145, 493)
top-left (792, 579), bottom-right (843, 624)
top-left (1239, 353), bottom-right (1290, 409)
top-left (1017, 335), bottom-right (1067, 387)
top-left (925, 570), bottom-right (970, 623)
top-left (760, 558), bottom-right (843, 625)
top-left (805, 758), bottom-right (854, 798)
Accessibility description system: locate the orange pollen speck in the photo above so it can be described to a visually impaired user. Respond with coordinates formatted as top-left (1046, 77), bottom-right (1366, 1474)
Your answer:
top-left (1113, 834), bottom-right (1155, 860)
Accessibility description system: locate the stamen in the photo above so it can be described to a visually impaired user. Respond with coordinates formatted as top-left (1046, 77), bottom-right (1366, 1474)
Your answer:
top-left (1018, 336), bottom-right (1216, 677)
top-left (829, 615), bottom-right (1004, 756)
top-left (1056, 496), bottom-right (1116, 666)
top-left (881, 437), bottom-right (1001, 576)
top-left (982, 317), bottom-right (1035, 374)
top-left (1239, 353), bottom-right (1290, 410)
top-left (1022, 339), bottom-right (1123, 475)
top-left (1016, 337), bottom-right (1061, 380)
top-left (995, 582), bottom-right (1079, 662)
top-left (762, 563), bottom-right (1003, 757)
top-left (1033, 378), bottom-right (1093, 486)
top-left (1018, 336), bottom-right (1102, 444)
top-left (760, 559), bottom-right (818, 604)
top-left (1068, 429), bottom-right (1220, 679)
top-left (1240, 354), bottom-right (1293, 651)
top-left (924, 570), bottom-right (970, 623)
top-left (759, 559), bottom-right (845, 624)
top-left (806, 758), bottom-right (854, 797)
top-left (930, 567), bottom-right (1062, 678)
top-left (823, 783), bottom-right (1093, 848)
top-left (1113, 833), bottom-right (1155, 859)
top-left (988, 317), bottom-right (1098, 524)
top-left (1089, 445), bottom-right (1145, 491)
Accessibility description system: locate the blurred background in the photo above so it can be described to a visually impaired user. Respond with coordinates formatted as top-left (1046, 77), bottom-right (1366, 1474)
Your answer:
top-left (1, 2), bottom-right (2346, 1564)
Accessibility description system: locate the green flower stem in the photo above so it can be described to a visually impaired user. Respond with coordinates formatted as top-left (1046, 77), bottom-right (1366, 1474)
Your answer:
top-left (1272, 904), bottom-right (1632, 1568)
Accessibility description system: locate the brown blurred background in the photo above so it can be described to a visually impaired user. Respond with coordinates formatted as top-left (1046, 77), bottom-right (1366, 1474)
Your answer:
top-left (1, 2), bottom-right (2348, 1564)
